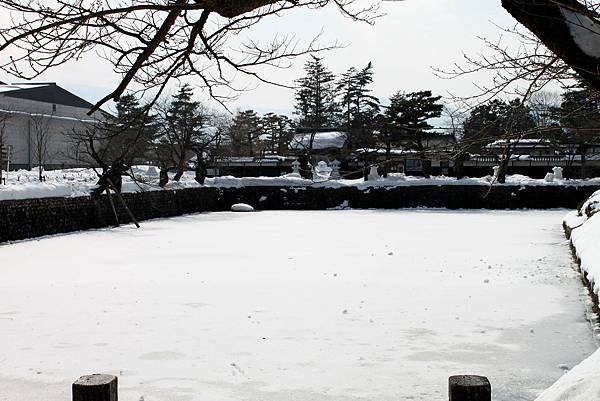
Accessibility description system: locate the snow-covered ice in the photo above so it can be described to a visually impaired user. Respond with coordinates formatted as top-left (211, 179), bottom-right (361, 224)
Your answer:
top-left (0, 210), bottom-right (596, 401)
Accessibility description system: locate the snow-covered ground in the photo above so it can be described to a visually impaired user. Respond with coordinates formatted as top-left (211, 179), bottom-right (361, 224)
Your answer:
top-left (1, 167), bottom-right (600, 201)
top-left (0, 210), bottom-right (596, 401)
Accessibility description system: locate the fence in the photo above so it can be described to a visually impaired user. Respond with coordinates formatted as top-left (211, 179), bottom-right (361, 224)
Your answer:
top-left (71, 373), bottom-right (492, 401)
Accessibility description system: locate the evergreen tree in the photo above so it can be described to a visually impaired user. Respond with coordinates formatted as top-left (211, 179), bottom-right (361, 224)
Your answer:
top-left (337, 62), bottom-right (380, 148)
top-left (384, 90), bottom-right (443, 177)
top-left (261, 113), bottom-right (294, 155)
top-left (158, 84), bottom-right (211, 181)
top-left (559, 85), bottom-right (600, 178)
top-left (337, 66), bottom-right (359, 129)
top-left (387, 91), bottom-right (443, 149)
top-left (227, 110), bottom-right (262, 156)
top-left (462, 99), bottom-right (535, 182)
top-left (294, 56), bottom-right (338, 131)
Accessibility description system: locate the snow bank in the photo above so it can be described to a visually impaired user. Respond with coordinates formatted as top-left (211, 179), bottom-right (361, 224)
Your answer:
top-left (536, 350), bottom-right (600, 401)
top-left (535, 193), bottom-right (600, 401)
top-left (2, 167), bottom-right (600, 201)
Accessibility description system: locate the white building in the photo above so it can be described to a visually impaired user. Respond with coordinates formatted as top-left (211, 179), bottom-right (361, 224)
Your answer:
top-left (0, 82), bottom-right (105, 170)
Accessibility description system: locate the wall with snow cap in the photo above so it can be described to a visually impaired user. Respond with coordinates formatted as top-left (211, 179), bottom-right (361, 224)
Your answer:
top-left (1, 184), bottom-right (599, 243)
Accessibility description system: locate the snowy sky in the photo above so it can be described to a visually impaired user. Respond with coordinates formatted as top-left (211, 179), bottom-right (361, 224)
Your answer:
top-left (0, 0), bottom-right (521, 116)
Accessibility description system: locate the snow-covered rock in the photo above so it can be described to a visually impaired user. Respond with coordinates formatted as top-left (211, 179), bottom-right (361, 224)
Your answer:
top-left (231, 203), bottom-right (254, 212)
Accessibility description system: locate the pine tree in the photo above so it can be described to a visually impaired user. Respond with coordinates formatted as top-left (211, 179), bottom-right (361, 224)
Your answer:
top-left (387, 90), bottom-right (443, 150)
top-left (294, 56), bottom-right (338, 131)
top-left (157, 84), bottom-right (212, 181)
top-left (351, 62), bottom-right (380, 148)
top-left (385, 90), bottom-right (443, 177)
top-left (227, 110), bottom-right (262, 156)
top-left (337, 66), bottom-right (359, 129)
top-left (560, 85), bottom-right (600, 178)
top-left (261, 113), bottom-right (293, 155)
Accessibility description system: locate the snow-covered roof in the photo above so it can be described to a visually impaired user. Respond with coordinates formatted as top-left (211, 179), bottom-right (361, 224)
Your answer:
top-left (487, 139), bottom-right (549, 147)
top-left (355, 148), bottom-right (418, 155)
top-left (289, 131), bottom-right (348, 151)
top-left (0, 83), bottom-right (51, 94)
top-left (0, 108), bottom-right (100, 123)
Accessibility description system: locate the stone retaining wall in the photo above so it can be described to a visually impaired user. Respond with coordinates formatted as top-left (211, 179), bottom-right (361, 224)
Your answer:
top-left (1, 184), bottom-right (599, 243)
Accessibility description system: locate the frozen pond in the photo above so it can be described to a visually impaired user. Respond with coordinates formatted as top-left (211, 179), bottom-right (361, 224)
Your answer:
top-left (0, 210), bottom-right (597, 401)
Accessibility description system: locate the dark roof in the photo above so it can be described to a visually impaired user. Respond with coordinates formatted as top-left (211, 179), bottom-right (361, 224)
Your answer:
top-left (1, 83), bottom-right (94, 109)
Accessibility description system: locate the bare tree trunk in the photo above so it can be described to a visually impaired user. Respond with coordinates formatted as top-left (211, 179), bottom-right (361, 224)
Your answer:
top-left (454, 153), bottom-right (467, 180)
top-left (580, 145), bottom-right (588, 179)
top-left (299, 153), bottom-right (311, 179)
top-left (159, 167), bottom-right (169, 187)
top-left (92, 163), bottom-right (125, 198)
top-left (194, 151), bottom-right (207, 184)
top-left (173, 161), bottom-right (185, 181)
top-left (421, 158), bottom-right (431, 179)
top-left (496, 144), bottom-right (512, 184)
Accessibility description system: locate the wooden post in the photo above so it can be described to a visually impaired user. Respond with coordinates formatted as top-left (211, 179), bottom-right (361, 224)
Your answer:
top-left (105, 188), bottom-right (120, 227)
top-left (73, 374), bottom-right (118, 401)
top-left (105, 177), bottom-right (140, 228)
top-left (449, 375), bottom-right (491, 401)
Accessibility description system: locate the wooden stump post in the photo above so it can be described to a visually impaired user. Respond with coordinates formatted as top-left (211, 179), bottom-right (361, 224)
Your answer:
top-left (449, 375), bottom-right (491, 401)
top-left (73, 374), bottom-right (118, 401)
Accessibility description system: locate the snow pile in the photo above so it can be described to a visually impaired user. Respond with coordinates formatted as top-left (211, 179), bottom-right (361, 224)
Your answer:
top-left (230, 203), bottom-right (254, 212)
top-left (2, 167), bottom-right (600, 201)
top-left (536, 342), bottom-right (600, 401)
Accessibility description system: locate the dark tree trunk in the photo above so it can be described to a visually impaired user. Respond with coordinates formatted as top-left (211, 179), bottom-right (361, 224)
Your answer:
top-left (496, 158), bottom-right (509, 183)
top-left (194, 151), bottom-right (207, 184)
top-left (383, 141), bottom-right (392, 177)
top-left (299, 154), bottom-right (311, 179)
top-left (454, 153), bottom-right (467, 179)
top-left (159, 168), bottom-right (169, 187)
top-left (421, 156), bottom-right (431, 179)
top-left (581, 147), bottom-right (588, 179)
top-left (91, 164), bottom-right (125, 198)
top-left (172, 154), bottom-right (186, 181)
top-left (496, 143), bottom-right (512, 184)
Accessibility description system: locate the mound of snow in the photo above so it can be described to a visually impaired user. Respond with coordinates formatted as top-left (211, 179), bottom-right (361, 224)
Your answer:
top-left (231, 203), bottom-right (254, 212)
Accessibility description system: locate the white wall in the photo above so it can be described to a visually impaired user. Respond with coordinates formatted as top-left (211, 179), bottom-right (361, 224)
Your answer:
top-left (0, 95), bottom-right (101, 169)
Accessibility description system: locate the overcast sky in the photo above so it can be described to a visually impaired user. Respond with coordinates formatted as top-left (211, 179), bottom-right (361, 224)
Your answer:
top-left (0, 0), bottom-right (521, 116)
